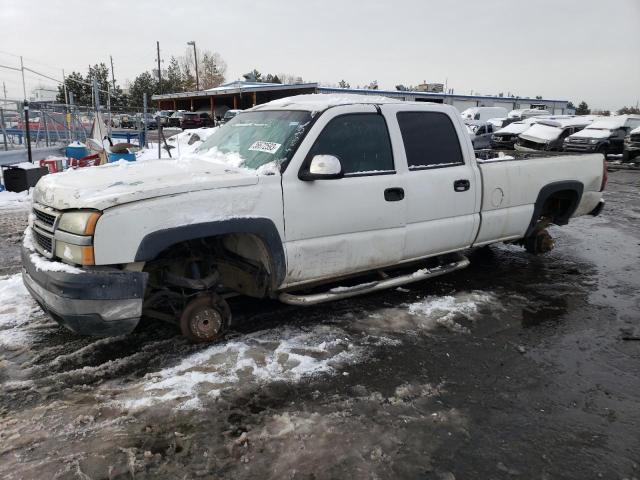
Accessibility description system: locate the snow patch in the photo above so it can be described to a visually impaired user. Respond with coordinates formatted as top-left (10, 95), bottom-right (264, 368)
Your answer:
top-left (115, 324), bottom-right (365, 411)
top-left (0, 274), bottom-right (37, 347)
top-left (0, 189), bottom-right (32, 211)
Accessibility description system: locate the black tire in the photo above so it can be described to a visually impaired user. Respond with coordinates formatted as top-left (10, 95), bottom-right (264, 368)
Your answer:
top-left (179, 294), bottom-right (231, 343)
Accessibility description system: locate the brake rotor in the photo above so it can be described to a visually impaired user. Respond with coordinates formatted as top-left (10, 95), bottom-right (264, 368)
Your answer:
top-left (179, 295), bottom-right (230, 343)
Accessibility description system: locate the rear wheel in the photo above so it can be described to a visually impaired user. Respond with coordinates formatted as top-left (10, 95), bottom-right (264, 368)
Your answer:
top-left (524, 229), bottom-right (555, 255)
top-left (179, 293), bottom-right (231, 343)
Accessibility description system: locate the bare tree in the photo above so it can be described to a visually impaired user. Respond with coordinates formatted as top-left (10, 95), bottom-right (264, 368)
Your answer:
top-left (180, 47), bottom-right (227, 90)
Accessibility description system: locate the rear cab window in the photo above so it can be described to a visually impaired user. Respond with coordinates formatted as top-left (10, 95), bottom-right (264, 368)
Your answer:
top-left (396, 112), bottom-right (464, 169)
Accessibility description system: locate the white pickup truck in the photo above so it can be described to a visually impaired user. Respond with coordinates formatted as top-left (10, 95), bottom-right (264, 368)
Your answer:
top-left (22, 94), bottom-right (607, 342)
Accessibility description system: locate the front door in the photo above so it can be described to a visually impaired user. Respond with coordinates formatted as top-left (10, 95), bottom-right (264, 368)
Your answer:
top-left (281, 105), bottom-right (406, 287)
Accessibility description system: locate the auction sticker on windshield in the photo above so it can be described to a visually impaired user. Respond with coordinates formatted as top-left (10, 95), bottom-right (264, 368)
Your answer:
top-left (248, 141), bottom-right (281, 154)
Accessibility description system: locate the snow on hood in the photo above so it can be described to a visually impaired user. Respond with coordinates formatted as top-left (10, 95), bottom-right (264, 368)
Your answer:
top-left (33, 154), bottom-right (259, 211)
top-left (519, 123), bottom-right (562, 142)
top-left (568, 127), bottom-right (612, 139)
top-left (495, 121), bottom-right (533, 135)
top-left (631, 126), bottom-right (640, 135)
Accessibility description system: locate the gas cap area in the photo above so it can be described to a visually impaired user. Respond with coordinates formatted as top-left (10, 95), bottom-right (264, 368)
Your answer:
top-left (491, 187), bottom-right (505, 207)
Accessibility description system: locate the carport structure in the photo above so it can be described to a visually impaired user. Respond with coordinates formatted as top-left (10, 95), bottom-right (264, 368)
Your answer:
top-left (152, 80), bottom-right (318, 119)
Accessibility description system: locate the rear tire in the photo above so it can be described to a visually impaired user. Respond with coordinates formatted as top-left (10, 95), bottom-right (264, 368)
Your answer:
top-left (524, 229), bottom-right (555, 255)
top-left (179, 294), bottom-right (231, 343)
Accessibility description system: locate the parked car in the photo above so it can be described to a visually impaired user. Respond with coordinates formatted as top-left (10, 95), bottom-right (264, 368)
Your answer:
top-left (515, 117), bottom-right (594, 152)
top-left (491, 116), bottom-right (573, 149)
top-left (563, 115), bottom-right (640, 156)
top-left (460, 106), bottom-right (508, 122)
top-left (623, 126), bottom-right (640, 162)
top-left (22, 95), bottom-right (606, 342)
top-left (168, 110), bottom-right (187, 128)
top-left (508, 108), bottom-right (552, 121)
top-left (137, 113), bottom-right (158, 130)
top-left (181, 112), bottom-right (213, 129)
top-left (157, 110), bottom-right (175, 126)
top-left (220, 109), bottom-right (242, 125)
top-left (119, 114), bottom-right (135, 129)
top-left (465, 121), bottom-right (495, 149)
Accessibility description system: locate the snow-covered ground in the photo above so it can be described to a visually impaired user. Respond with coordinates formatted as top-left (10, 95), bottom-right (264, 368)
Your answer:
top-left (0, 189), bottom-right (32, 211)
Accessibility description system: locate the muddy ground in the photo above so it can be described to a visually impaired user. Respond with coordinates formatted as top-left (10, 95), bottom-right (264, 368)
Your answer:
top-left (0, 170), bottom-right (639, 480)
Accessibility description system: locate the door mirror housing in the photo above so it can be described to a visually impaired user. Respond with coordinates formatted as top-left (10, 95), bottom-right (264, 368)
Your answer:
top-left (300, 155), bottom-right (344, 180)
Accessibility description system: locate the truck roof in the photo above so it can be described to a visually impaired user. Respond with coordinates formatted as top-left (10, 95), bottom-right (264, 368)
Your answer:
top-left (252, 93), bottom-right (400, 112)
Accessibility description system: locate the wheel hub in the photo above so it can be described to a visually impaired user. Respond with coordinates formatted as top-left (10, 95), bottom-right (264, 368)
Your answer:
top-left (189, 306), bottom-right (223, 340)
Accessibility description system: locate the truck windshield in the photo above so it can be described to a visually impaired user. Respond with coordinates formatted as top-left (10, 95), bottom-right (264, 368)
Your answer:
top-left (196, 110), bottom-right (312, 170)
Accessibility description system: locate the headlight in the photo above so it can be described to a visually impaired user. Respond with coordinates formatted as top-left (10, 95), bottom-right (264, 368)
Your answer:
top-left (55, 241), bottom-right (95, 265)
top-left (589, 139), bottom-right (599, 144)
top-left (57, 211), bottom-right (101, 235)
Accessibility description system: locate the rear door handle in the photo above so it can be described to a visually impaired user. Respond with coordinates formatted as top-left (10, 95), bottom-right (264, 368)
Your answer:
top-left (454, 179), bottom-right (470, 192)
top-left (384, 187), bottom-right (404, 201)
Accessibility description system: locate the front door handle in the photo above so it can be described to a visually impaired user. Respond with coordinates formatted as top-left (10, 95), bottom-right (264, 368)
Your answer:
top-left (384, 187), bottom-right (404, 201)
top-left (454, 179), bottom-right (470, 192)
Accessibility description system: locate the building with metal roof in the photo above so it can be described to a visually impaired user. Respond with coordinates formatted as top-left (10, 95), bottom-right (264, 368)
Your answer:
top-left (152, 81), bottom-right (571, 119)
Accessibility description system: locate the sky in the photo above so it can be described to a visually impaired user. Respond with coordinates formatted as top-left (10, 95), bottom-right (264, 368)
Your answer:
top-left (0, 0), bottom-right (638, 110)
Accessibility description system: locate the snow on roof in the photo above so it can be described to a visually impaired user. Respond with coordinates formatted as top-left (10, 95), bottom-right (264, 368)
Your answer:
top-left (586, 115), bottom-right (640, 130)
top-left (252, 93), bottom-right (399, 112)
top-left (536, 116), bottom-right (595, 128)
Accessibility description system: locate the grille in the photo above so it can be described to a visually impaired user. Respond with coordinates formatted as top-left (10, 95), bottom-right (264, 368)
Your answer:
top-left (33, 228), bottom-right (53, 254)
top-left (570, 138), bottom-right (588, 144)
top-left (518, 138), bottom-right (542, 150)
top-left (33, 208), bottom-right (56, 228)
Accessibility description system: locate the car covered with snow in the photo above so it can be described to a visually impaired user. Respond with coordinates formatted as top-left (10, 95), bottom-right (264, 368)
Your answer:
top-left (515, 117), bottom-right (595, 152)
top-left (21, 94), bottom-right (607, 342)
top-left (563, 115), bottom-right (640, 156)
top-left (507, 108), bottom-right (552, 121)
top-left (490, 117), bottom-right (543, 149)
top-left (623, 125), bottom-right (640, 162)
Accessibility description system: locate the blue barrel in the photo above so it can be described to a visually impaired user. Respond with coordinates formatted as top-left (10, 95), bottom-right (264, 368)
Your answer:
top-left (65, 141), bottom-right (88, 160)
top-left (108, 152), bottom-right (136, 163)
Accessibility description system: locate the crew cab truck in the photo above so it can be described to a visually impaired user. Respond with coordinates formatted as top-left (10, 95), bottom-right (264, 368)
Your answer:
top-left (564, 115), bottom-right (640, 157)
top-left (22, 94), bottom-right (607, 342)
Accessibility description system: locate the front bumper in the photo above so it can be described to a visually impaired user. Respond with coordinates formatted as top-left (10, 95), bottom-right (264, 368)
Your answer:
top-left (564, 143), bottom-right (598, 153)
top-left (21, 247), bottom-right (148, 336)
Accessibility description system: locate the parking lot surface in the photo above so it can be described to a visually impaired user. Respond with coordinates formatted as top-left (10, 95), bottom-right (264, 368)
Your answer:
top-left (0, 170), bottom-right (639, 479)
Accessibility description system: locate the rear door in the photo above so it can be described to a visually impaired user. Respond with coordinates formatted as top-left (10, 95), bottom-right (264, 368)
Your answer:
top-left (281, 105), bottom-right (406, 286)
top-left (381, 104), bottom-right (481, 261)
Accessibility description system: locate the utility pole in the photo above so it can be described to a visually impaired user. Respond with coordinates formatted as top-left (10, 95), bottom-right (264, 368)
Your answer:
top-left (110, 55), bottom-right (116, 91)
top-left (24, 100), bottom-right (32, 163)
top-left (20, 56), bottom-right (27, 100)
top-left (2, 81), bottom-right (6, 101)
top-left (187, 41), bottom-right (199, 90)
top-left (156, 41), bottom-right (162, 94)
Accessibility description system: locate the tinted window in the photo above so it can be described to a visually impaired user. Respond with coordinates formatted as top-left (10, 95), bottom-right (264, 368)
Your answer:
top-left (397, 112), bottom-right (464, 168)
top-left (308, 114), bottom-right (394, 174)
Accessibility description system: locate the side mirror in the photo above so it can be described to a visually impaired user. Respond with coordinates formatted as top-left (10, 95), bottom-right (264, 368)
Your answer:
top-left (299, 155), bottom-right (344, 180)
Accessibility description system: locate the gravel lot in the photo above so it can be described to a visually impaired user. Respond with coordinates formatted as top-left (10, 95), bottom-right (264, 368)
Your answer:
top-left (0, 170), bottom-right (639, 480)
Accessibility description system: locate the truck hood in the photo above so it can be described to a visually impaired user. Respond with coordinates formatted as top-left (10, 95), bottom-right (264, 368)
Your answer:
top-left (568, 128), bottom-right (611, 140)
top-left (33, 156), bottom-right (260, 210)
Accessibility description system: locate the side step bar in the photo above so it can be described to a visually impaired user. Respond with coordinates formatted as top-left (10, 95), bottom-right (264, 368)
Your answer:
top-left (278, 255), bottom-right (471, 306)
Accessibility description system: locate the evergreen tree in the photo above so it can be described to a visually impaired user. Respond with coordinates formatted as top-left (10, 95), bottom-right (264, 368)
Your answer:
top-left (128, 72), bottom-right (158, 109)
top-left (338, 79), bottom-right (351, 89)
top-left (575, 101), bottom-right (590, 115)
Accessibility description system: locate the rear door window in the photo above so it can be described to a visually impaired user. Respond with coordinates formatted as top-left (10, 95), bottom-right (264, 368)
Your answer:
top-left (397, 112), bottom-right (464, 169)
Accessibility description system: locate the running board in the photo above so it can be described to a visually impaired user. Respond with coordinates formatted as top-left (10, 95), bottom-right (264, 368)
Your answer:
top-left (278, 255), bottom-right (471, 306)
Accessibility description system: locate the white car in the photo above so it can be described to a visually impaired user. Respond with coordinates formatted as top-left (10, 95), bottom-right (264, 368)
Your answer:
top-left (460, 106), bottom-right (508, 122)
top-left (22, 94), bottom-right (607, 342)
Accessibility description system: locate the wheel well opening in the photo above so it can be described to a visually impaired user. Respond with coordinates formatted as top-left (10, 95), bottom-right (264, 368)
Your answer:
top-left (143, 233), bottom-right (276, 298)
top-left (540, 189), bottom-right (579, 223)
